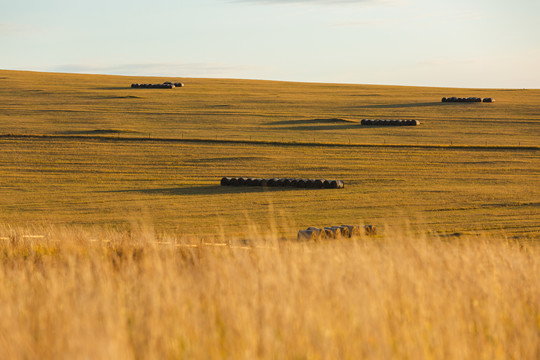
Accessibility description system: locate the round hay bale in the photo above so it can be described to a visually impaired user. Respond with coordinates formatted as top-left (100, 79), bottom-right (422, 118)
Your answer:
top-left (326, 180), bottom-right (338, 189)
top-left (324, 227), bottom-right (341, 239)
top-left (441, 97), bottom-right (447, 102)
top-left (449, 97), bottom-right (457, 102)
top-left (390, 119), bottom-right (399, 126)
top-left (251, 178), bottom-right (262, 186)
top-left (307, 227), bottom-right (324, 239)
top-left (314, 179), bottom-right (324, 188)
top-left (229, 177), bottom-right (240, 186)
top-left (220, 177), bottom-right (232, 186)
top-left (174, 82), bottom-right (184, 87)
top-left (295, 179), bottom-right (307, 188)
top-left (338, 226), bottom-right (350, 238)
top-left (364, 225), bottom-right (377, 235)
top-left (323, 180), bottom-right (333, 189)
top-left (245, 178), bottom-right (256, 186)
top-left (335, 180), bottom-right (345, 189)
top-left (361, 119), bottom-right (367, 125)
top-left (305, 179), bottom-right (316, 188)
top-left (267, 178), bottom-right (280, 187)
top-left (483, 97), bottom-right (493, 103)
top-left (282, 178), bottom-right (293, 187)
top-left (330, 226), bottom-right (343, 238)
top-left (350, 225), bottom-right (362, 237)
top-left (276, 178), bottom-right (287, 187)
top-left (297, 230), bottom-right (316, 241)
top-left (237, 177), bottom-right (249, 186)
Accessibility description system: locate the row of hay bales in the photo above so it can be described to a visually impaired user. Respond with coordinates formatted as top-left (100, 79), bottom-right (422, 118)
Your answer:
top-left (442, 97), bottom-right (494, 103)
top-left (221, 177), bottom-right (345, 189)
top-left (131, 81), bottom-right (184, 89)
top-left (297, 225), bottom-right (376, 241)
top-left (361, 119), bottom-right (420, 126)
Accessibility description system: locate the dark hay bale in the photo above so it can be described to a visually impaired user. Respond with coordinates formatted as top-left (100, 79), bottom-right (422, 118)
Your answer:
top-left (282, 178), bottom-right (293, 187)
top-left (229, 177), bottom-right (240, 186)
top-left (251, 178), bottom-right (263, 186)
top-left (390, 120), bottom-right (399, 126)
top-left (326, 180), bottom-right (339, 189)
top-left (305, 179), bottom-right (316, 188)
top-left (330, 226), bottom-right (343, 238)
top-left (483, 97), bottom-right (493, 103)
top-left (267, 178), bottom-right (280, 187)
top-left (307, 227), bottom-right (325, 240)
top-left (295, 179), bottom-right (307, 188)
top-left (364, 225), bottom-right (377, 235)
top-left (324, 227), bottom-right (341, 239)
top-left (314, 179), bottom-right (325, 188)
top-left (337, 226), bottom-right (350, 238)
top-left (361, 119), bottom-right (367, 125)
top-left (297, 230), bottom-right (316, 241)
top-left (237, 177), bottom-right (249, 186)
top-left (449, 97), bottom-right (457, 102)
top-left (174, 82), bottom-right (184, 87)
top-left (276, 178), bottom-right (288, 187)
top-left (475, 97), bottom-right (482, 102)
top-left (245, 178), bottom-right (257, 186)
top-left (220, 177), bottom-right (232, 186)
top-left (163, 81), bottom-right (173, 85)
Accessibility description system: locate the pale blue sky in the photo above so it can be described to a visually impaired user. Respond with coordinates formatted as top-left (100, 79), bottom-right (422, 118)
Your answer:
top-left (1, 0), bottom-right (539, 88)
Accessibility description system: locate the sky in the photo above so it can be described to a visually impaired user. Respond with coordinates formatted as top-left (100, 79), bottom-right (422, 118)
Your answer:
top-left (1, 0), bottom-right (539, 88)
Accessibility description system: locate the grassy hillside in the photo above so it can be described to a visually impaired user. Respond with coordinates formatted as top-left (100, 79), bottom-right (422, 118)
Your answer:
top-left (0, 70), bottom-right (538, 239)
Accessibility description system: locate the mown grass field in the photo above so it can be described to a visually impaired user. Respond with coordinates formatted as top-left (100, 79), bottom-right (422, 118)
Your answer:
top-left (0, 69), bottom-right (539, 239)
top-left (0, 70), bottom-right (539, 359)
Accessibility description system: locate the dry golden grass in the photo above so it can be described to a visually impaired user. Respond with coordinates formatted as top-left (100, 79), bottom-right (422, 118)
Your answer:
top-left (0, 224), bottom-right (538, 359)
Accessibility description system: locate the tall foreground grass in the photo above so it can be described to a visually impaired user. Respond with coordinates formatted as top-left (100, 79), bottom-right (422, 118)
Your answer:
top-left (0, 225), bottom-right (538, 359)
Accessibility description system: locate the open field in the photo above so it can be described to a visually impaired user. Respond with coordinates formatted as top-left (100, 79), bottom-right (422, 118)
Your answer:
top-left (1, 70), bottom-right (539, 239)
top-left (0, 70), bottom-right (539, 358)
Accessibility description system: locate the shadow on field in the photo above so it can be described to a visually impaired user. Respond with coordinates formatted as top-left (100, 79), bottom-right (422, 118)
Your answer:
top-left (266, 118), bottom-right (363, 131)
top-left (278, 124), bottom-right (364, 131)
top-left (106, 186), bottom-right (301, 196)
top-left (94, 87), bottom-right (133, 90)
top-left (352, 102), bottom-right (446, 109)
top-left (267, 118), bottom-right (357, 126)
top-left (56, 129), bottom-right (141, 135)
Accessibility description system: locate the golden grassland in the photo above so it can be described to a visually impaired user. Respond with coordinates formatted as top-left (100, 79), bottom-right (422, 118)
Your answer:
top-left (0, 69), bottom-right (538, 239)
top-left (0, 70), bottom-right (539, 358)
top-left (0, 225), bottom-right (538, 359)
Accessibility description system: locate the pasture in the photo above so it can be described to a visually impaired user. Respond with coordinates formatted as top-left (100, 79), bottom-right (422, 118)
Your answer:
top-left (0, 70), bottom-right (539, 359)
top-left (0, 70), bottom-right (538, 239)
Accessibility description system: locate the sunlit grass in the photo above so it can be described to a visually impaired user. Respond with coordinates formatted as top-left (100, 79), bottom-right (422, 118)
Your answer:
top-left (0, 224), bottom-right (538, 359)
